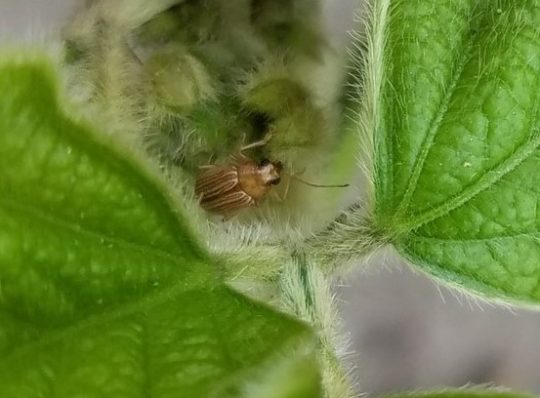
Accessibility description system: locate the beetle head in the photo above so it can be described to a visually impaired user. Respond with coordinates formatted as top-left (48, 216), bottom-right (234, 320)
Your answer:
top-left (258, 158), bottom-right (283, 186)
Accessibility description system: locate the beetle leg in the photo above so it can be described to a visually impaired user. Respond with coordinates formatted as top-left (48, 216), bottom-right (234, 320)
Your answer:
top-left (239, 132), bottom-right (273, 152)
top-left (273, 163), bottom-right (294, 201)
top-left (270, 175), bottom-right (290, 203)
top-left (229, 133), bottom-right (274, 164)
top-left (282, 174), bottom-right (291, 200)
top-left (229, 152), bottom-right (250, 165)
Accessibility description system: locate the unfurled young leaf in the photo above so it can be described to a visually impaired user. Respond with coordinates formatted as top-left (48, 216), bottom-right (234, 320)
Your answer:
top-left (358, 0), bottom-right (540, 303)
top-left (0, 55), bottom-right (320, 398)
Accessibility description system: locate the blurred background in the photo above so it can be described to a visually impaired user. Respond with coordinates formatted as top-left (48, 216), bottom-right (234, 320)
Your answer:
top-left (339, 256), bottom-right (540, 395)
top-left (1, 1), bottom-right (539, 396)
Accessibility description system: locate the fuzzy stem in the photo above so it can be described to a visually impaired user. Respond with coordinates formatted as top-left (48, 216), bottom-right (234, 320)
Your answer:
top-left (307, 203), bottom-right (389, 272)
top-left (279, 255), bottom-right (358, 398)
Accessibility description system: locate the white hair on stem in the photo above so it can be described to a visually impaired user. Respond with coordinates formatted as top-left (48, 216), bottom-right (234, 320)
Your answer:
top-left (306, 0), bottom-right (393, 273)
top-left (279, 257), bottom-right (358, 398)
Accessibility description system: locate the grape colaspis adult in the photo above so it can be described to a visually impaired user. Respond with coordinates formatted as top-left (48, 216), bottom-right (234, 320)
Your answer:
top-left (194, 136), bottom-right (349, 217)
top-left (195, 138), bottom-right (282, 216)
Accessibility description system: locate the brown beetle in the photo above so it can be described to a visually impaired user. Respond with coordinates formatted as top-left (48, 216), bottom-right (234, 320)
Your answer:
top-left (195, 137), bottom-right (348, 217)
top-left (195, 154), bottom-right (282, 215)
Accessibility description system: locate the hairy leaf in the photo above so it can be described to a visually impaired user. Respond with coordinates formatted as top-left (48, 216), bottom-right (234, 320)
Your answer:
top-left (374, 0), bottom-right (540, 303)
top-left (0, 55), bottom-right (320, 398)
top-left (383, 389), bottom-right (534, 398)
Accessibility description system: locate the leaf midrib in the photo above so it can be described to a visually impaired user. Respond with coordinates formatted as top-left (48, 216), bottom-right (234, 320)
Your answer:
top-left (0, 195), bottom-right (213, 358)
top-left (390, 3), bottom-right (540, 237)
top-left (393, 13), bottom-right (477, 219)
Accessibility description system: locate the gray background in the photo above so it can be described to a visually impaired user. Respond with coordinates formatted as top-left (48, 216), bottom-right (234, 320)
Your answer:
top-left (1, 1), bottom-right (539, 395)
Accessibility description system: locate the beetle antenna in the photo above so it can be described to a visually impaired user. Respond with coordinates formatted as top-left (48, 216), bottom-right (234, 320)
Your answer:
top-left (291, 175), bottom-right (349, 188)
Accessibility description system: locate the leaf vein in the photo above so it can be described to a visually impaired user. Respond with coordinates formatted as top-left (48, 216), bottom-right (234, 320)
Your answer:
top-left (407, 230), bottom-right (540, 243)
top-left (393, 17), bottom-right (477, 219)
top-left (0, 197), bottom-right (183, 262)
top-left (401, 128), bottom-right (540, 232)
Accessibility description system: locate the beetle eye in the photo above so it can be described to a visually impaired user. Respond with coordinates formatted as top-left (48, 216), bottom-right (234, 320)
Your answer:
top-left (259, 158), bottom-right (271, 167)
top-left (271, 177), bottom-right (281, 185)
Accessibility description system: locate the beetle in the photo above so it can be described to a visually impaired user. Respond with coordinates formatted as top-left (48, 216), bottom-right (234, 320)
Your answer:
top-left (195, 154), bottom-right (283, 216)
top-left (194, 136), bottom-right (348, 217)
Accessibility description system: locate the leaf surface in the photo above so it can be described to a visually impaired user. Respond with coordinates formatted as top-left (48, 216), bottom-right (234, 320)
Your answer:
top-left (0, 55), bottom-right (320, 397)
top-left (375, 0), bottom-right (540, 302)
top-left (383, 390), bottom-right (534, 398)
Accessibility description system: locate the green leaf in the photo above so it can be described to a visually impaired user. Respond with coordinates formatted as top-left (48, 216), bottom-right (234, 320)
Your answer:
top-left (382, 389), bottom-right (535, 398)
top-left (374, 0), bottom-right (540, 303)
top-left (0, 54), bottom-right (320, 397)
